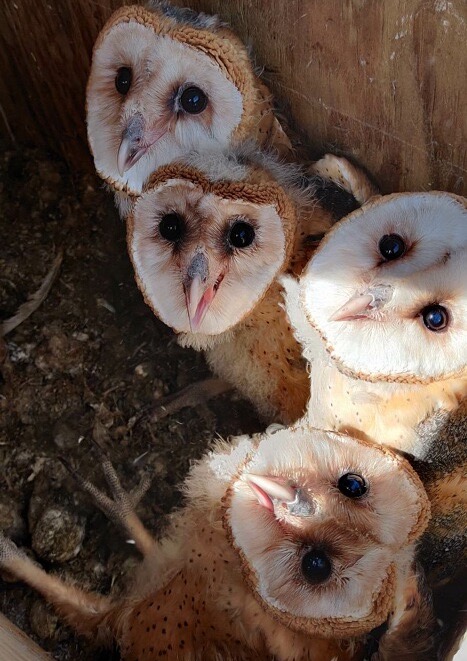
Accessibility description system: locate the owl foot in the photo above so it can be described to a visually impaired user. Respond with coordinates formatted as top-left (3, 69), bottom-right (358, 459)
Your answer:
top-left (0, 532), bottom-right (111, 631)
top-left (0, 532), bottom-right (26, 573)
top-left (151, 377), bottom-right (232, 422)
top-left (62, 443), bottom-right (156, 558)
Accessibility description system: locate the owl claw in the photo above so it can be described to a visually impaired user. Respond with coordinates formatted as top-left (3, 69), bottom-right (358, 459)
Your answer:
top-left (61, 451), bottom-right (156, 558)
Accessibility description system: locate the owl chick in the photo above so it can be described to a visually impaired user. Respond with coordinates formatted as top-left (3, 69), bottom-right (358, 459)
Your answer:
top-left (0, 423), bottom-right (430, 660)
top-left (127, 145), bottom-right (375, 423)
top-left (87, 2), bottom-right (291, 217)
top-left (283, 192), bottom-right (467, 657)
top-left (284, 191), bottom-right (467, 453)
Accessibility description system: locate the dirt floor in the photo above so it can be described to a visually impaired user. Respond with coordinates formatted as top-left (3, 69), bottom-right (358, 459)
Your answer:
top-left (0, 146), bottom-right (262, 660)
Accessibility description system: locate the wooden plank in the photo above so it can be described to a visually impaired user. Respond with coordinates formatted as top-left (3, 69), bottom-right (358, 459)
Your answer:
top-left (0, 0), bottom-right (123, 169)
top-left (183, 0), bottom-right (467, 194)
top-left (0, 613), bottom-right (51, 660)
top-left (0, 0), bottom-right (465, 193)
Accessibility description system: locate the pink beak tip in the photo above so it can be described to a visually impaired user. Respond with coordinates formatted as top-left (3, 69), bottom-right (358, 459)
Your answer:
top-left (244, 474), bottom-right (297, 508)
top-left (185, 277), bottom-right (218, 333)
top-left (328, 293), bottom-right (375, 322)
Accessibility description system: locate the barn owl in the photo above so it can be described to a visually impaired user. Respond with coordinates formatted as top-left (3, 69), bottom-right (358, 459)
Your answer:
top-left (283, 192), bottom-right (467, 658)
top-left (283, 191), bottom-right (467, 453)
top-left (0, 423), bottom-right (430, 660)
top-left (127, 145), bottom-right (376, 423)
top-left (86, 2), bottom-right (292, 217)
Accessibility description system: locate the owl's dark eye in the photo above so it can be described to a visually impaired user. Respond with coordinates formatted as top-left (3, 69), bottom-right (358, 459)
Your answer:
top-left (378, 234), bottom-right (406, 261)
top-left (421, 305), bottom-right (449, 331)
top-left (228, 221), bottom-right (255, 249)
top-left (115, 67), bottom-right (132, 95)
top-left (301, 550), bottom-right (332, 585)
top-left (180, 86), bottom-right (208, 114)
top-left (159, 213), bottom-right (185, 243)
top-left (338, 473), bottom-right (368, 498)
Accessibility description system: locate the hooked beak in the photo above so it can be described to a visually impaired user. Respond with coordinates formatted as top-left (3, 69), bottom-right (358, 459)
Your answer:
top-left (329, 284), bottom-right (393, 322)
top-left (244, 474), bottom-right (297, 512)
top-left (117, 114), bottom-right (167, 175)
top-left (184, 252), bottom-right (224, 331)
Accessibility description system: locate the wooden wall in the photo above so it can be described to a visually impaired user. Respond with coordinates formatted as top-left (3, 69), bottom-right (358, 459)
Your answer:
top-left (0, 0), bottom-right (465, 194)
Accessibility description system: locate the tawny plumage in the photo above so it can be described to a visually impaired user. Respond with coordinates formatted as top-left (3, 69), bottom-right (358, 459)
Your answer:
top-left (284, 191), bottom-right (467, 451)
top-left (128, 146), bottom-right (375, 423)
top-left (0, 423), bottom-right (430, 660)
top-left (86, 2), bottom-right (291, 217)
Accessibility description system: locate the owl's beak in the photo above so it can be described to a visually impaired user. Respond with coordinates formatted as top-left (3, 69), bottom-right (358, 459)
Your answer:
top-left (117, 114), bottom-right (167, 175)
top-left (186, 276), bottom-right (216, 331)
top-left (329, 293), bottom-right (375, 321)
top-left (184, 252), bottom-right (224, 331)
top-left (329, 285), bottom-right (393, 321)
top-left (244, 474), bottom-right (297, 512)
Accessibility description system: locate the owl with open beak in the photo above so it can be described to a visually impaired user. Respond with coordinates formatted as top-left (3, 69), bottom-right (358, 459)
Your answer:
top-left (0, 422), bottom-right (431, 660)
top-left (86, 1), bottom-right (292, 217)
top-left (127, 145), bottom-right (376, 423)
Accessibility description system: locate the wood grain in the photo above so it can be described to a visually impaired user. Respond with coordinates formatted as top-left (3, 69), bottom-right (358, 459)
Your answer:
top-left (0, 0), bottom-right (465, 194)
top-left (0, 613), bottom-right (50, 660)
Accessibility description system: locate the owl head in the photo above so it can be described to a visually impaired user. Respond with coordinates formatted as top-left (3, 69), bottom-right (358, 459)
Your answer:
top-left (87, 3), bottom-right (284, 196)
top-left (223, 423), bottom-right (430, 637)
top-left (295, 192), bottom-right (467, 383)
top-left (127, 148), bottom-right (299, 336)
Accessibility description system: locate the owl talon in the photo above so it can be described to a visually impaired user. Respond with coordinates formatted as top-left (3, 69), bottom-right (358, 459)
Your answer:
top-left (61, 452), bottom-right (156, 558)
